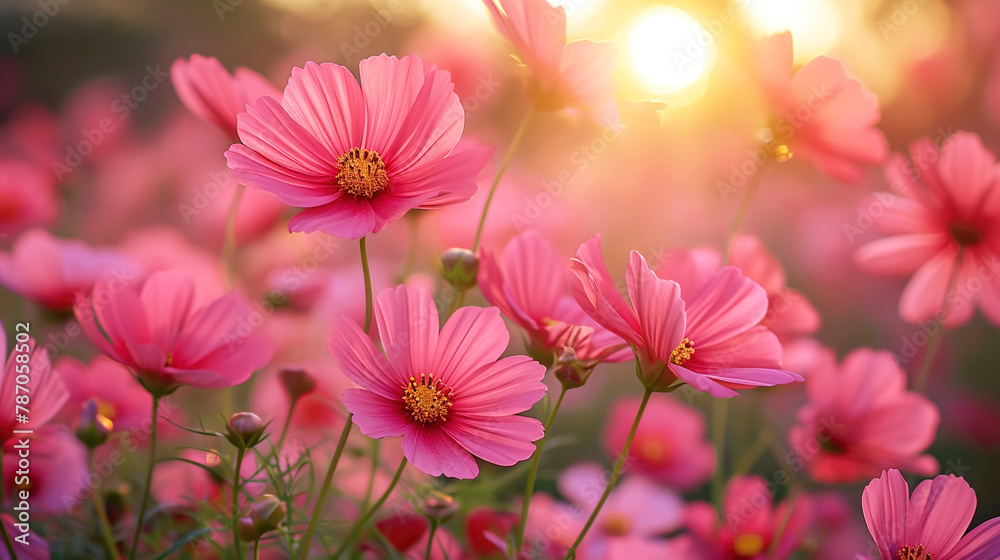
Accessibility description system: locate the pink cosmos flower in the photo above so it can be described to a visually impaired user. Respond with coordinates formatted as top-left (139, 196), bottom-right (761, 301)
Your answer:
top-left (54, 355), bottom-right (151, 433)
top-left (466, 507), bottom-right (520, 557)
top-left (171, 54), bottom-right (280, 138)
top-left (686, 476), bottom-right (814, 560)
top-left (568, 235), bottom-right (802, 397)
top-left (855, 132), bottom-right (1000, 327)
top-left (859, 469), bottom-right (1000, 560)
top-left (0, 320), bottom-right (67, 444)
top-left (603, 393), bottom-right (715, 491)
top-left (482, 0), bottom-right (617, 123)
top-left (478, 229), bottom-right (628, 364)
top-left (2, 427), bottom-right (87, 514)
top-left (0, 228), bottom-right (136, 309)
top-left (789, 349), bottom-right (939, 483)
top-left (752, 32), bottom-right (888, 183)
top-left (226, 54), bottom-right (493, 239)
top-left (73, 269), bottom-right (273, 396)
top-left (329, 284), bottom-right (546, 479)
top-left (0, 159), bottom-right (58, 237)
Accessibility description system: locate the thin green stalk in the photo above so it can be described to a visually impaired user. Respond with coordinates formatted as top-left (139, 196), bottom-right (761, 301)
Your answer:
top-left (129, 395), bottom-right (160, 560)
top-left (562, 388), bottom-right (653, 560)
top-left (472, 107), bottom-right (536, 253)
top-left (232, 446), bottom-right (246, 560)
top-left (253, 537), bottom-right (262, 560)
top-left (1, 447), bottom-right (19, 560)
top-left (275, 398), bottom-right (299, 455)
top-left (514, 384), bottom-right (566, 554)
top-left (332, 458), bottom-right (408, 559)
top-left (710, 398), bottom-right (728, 510)
top-left (90, 450), bottom-right (122, 560)
top-left (223, 184), bottom-right (246, 290)
top-left (424, 520), bottom-right (439, 560)
top-left (294, 414), bottom-right (354, 560)
top-left (360, 237), bottom-right (373, 334)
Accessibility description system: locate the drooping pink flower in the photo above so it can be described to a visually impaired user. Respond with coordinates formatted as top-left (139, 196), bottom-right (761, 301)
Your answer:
top-left (752, 32), bottom-right (888, 183)
top-left (568, 235), bottom-right (802, 397)
top-left (603, 393), bottom-right (715, 491)
top-left (478, 229), bottom-right (628, 364)
top-left (329, 284), bottom-right (545, 478)
top-left (855, 132), bottom-right (1000, 327)
top-left (482, 0), bottom-right (618, 123)
top-left (171, 54), bottom-right (280, 138)
top-left (685, 476), bottom-right (814, 560)
top-left (73, 269), bottom-right (274, 396)
top-left (53, 355), bottom-right (151, 433)
top-left (0, 321), bottom-right (67, 444)
top-left (226, 54), bottom-right (493, 239)
top-left (3, 427), bottom-right (88, 514)
top-left (555, 463), bottom-right (685, 560)
top-left (0, 229), bottom-right (137, 309)
top-left (859, 469), bottom-right (1000, 560)
top-left (789, 349), bottom-right (939, 483)
top-left (0, 159), bottom-right (59, 238)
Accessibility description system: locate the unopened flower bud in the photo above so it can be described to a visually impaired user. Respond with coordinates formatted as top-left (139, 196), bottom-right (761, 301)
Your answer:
top-left (76, 400), bottom-right (113, 449)
top-left (553, 348), bottom-right (595, 389)
top-left (279, 367), bottom-right (317, 401)
top-left (419, 491), bottom-right (458, 523)
top-left (239, 494), bottom-right (287, 541)
top-left (440, 248), bottom-right (479, 291)
top-left (226, 412), bottom-right (266, 449)
top-left (236, 516), bottom-right (258, 542)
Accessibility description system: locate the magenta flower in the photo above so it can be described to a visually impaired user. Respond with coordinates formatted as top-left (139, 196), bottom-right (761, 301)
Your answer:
top-left (860, 469), bottom-right (1000, 560)
top-left (568, 235), bottom-right (802, 397)
top-left (54, 355), bottom-right (151, 433)
top-left (171, 54), bottom-right (280, 138)
top-left (2, 427), bottom-right (87, 514)
top-left (789, 349), bottom-right (939, 483)
top-left (478, 229), bottom-right (628, 364)
top-left (329, 285), bottom-right (546, 479)
top-left (855, 132), bottom-right (1000, 327)
top-left (482, 0), bottom-right (617, 122)
top-left (1, 320), bottom-right (67, 444)
top-left (226, 54), bottom-right (493, 239)
top-left (73, 269), bottom-right (274, 395)
top-left (0, 158), bottom-right (58, 238)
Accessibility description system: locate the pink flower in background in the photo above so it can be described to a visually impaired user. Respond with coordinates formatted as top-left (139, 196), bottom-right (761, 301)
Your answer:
top-left (2, 427), bottom-right (87, 514)
top-left (152, 449), bottom-right (224, 507)
top-left (569, 235), bottom-right (802, 397)
top-left (686, 476), bottom-right (814, 560)
top-left (860, 469), bottom-right (1000, 560)
top-left (73, 269), bottom-right (274, 395)
top-left (855, 132), bottom-right (1000, 327)
top-left (603, 393), bottom-right (715, 491)
top-left (789, 349), bottom-right (939, 483)
top-left (752, 32), bottom-right (888, 183)
top-left (0, 321), bottom-right (67, 443)
top-left (478, 230), bottom-right (628, 363)
top-left (482, 0), bottom-right (618, 123)
top-left (329, 284), bottom-right (545, 478)
top-left (556, 463), bottom-right (685, 560)
top-left (54, 355), bottom-right (151, 433)
top-left (171, 54), bottom-right (280, 138)
top-left (227, 54), bottom-right (493, 239)
top-left (465, 507), bottom-right (520, 557)
top-left (2, 513), bottom-right (49, 559)
top-left (0, 229), bottom-right (137, 309)
top-left (0, 159), bottom-right (59, 238)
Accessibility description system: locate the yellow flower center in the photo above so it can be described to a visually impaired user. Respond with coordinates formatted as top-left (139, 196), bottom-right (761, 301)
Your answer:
top-left (603, 513), bottom-right (631, 536)
top-left (774, 144), bottom-right (793, 163)
top-left (669, 338), bottom-right (695, 365)
top-left (897, 545), bottom-right (933, 560)
top-left (733, 534), bottom-right (764, 557)
top-left (402, 374), bottom-right (454, 424)
top-left (638, 439), bottom-right (667, 461)
top-left (336, 147), bottom-right (388, 198)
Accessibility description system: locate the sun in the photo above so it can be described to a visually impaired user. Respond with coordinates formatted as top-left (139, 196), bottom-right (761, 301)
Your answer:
top-left (629, 7), bottom-right (717, 96)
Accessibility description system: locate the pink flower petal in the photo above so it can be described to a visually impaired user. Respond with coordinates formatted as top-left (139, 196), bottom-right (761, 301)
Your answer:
top-left (626, 251), bottom-right (685, 365)
top-left (282, 61), bottom-right (365, 156)
top-left (329, 316), bottom-right (405, 399)
top-left (862, 469), bottom-right (911, 559)
top-left (906, 475), bottom-right (976, 557)
top-left (402, 423), bottom-right (479, 479)
top-left (434, 306), bottom-right (510, 387)
top-left (343, 388), bottom-right (410, 439)
top-left (287, 196), bottom-right (378, 239)
top-left (441, 413), bottom-right (542, 466)
top-left (375, 284), bottom-right (440, 379)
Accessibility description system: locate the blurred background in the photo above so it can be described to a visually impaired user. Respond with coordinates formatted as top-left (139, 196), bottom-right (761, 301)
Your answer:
top-left (3, 0), bottom-right (1000, 553)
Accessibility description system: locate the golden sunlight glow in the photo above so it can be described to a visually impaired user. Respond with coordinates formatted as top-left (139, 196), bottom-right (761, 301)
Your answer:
top-left (742, 0), bottom-right (841, 63)
top-left (629, 8), bottom-right (716, 98)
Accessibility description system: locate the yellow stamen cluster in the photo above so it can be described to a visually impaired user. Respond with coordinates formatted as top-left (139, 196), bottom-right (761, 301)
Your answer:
top-left (402, 373), bottom-right (454, 424)
top-left (336, 147), bottom-right (389, 198)
top-left (733, 534), bottom-right (764, 557)
top-left (897, 545), bottom-right (932, 560)
top-left (603, 513), bottom-right (631, 536)
top-left (774, 144), bottom-right (793, 163)
top-left (669, 338), bottom-right (695, 365)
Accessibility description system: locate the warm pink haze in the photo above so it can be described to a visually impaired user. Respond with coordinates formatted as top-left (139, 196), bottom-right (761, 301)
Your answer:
top-left (226, 54), bottom-right (493, 239)
top-left (569, 235), bottom-right (802, 397)
top-left (73, 269), bottom-right (274, 394)
top-left (855, 131), bottom-right (1000, 327)
top-left (330, 284), bottom-right (546, 478)
top-left (860, 469), bottom-right (1000, 560)
top-left (789, 348), bottom-right (939, 483)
